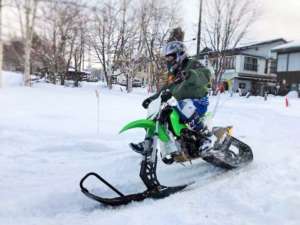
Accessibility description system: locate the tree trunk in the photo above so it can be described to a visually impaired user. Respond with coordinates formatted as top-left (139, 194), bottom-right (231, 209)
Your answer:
top-left (212, 78), bottom-right (219, 95)
top-left (74, 52), bottom-right (79, 87)
top-left (60, 73), bottom-right (65, 86)
top-left (0, 0), bottom-right (3, 88)
top-left (24, 38), bottom-right (32, 86)
top-left (23, 0), bottom-right (38, 87)
top-left (103, 68), bottom-right (112, 89)
top-left (127, 74), bottom-right (133, 93)
top-left (24, 1), bottom-right (31, 86)
top-left (108, 76), bottom-right (112, 89)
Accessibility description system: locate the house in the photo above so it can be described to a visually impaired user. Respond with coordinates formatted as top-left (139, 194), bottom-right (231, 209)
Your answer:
top-left (271, 41), bottom-right (300, 95)
top-left (199, 38), bottom-right (287, 96)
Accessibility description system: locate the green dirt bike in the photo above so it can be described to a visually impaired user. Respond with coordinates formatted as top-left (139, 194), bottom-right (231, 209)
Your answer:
top-left (80, 92), bottom-right (253, 207)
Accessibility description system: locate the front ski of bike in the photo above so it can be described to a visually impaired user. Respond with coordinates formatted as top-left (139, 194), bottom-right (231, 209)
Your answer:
top-left (80, 149), bottom-right (191, 207)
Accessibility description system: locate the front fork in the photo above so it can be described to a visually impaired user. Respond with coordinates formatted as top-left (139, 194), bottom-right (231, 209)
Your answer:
top-left (139, 120), bottom-right (162, 190)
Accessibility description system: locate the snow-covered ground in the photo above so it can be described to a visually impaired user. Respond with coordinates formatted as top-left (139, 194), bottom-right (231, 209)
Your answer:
top-left (1, 71), bottom-right (300, 225)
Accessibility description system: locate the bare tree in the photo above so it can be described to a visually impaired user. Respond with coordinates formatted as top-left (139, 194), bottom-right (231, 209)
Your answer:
top-left (202, 0), bottom-right (257, 93)
top-left (89, 2), bottom-right (122, 89)
top-left (87, 0), bottom-right (181, 90)
top-left (115, 0), bottom-right (146, 92)
top-left (138, 0), bottom-right (181, 92)
top-left (14, 0), bottom-right (40, 86)
top-left (36, 0), bottom-right (88, 85)
top-left (73, 20), bottom-right (88, 87)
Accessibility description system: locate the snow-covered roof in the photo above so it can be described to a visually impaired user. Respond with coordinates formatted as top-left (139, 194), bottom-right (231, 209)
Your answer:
top-left (198, 38), bottom-right (287, 56)
top-left (237, 38), bottom-right (287, 49)
top-left (271, 40), bottom-right (300, 53)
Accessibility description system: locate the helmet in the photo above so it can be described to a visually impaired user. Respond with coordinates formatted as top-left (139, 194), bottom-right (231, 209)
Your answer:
top-left (163, 41), bottom-right (187, 74)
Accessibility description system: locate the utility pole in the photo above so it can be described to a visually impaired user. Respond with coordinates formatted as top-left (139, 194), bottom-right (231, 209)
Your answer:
top-left (0, 0), bottom-right (3, 88)
top-left (196, 0), bottom-right (203, 57)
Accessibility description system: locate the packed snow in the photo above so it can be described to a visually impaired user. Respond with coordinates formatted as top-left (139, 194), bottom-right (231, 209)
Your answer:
top-left (1, 71), bottom-right (300, 225)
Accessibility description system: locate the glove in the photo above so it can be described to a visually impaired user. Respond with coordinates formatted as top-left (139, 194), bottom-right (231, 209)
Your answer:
top-left (161, 90), bottom-right (172, 102)
top-left (142, 98), bottom-right (152, 109)
top-left (158, 105), bottom-right (173, 123)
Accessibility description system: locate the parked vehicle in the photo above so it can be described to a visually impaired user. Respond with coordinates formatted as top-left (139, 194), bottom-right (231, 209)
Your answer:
top-left (118, 78), bottom-right (143, 87)
top-left (133, 78), bottom-right (143, 87)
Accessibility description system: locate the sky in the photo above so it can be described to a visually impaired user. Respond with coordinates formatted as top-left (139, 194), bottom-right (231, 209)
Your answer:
top-left (4, 0), bottom-right (300, 43)
top-left (181, 0), bottom-right (300, 55)
top-left (2, 0), bottom-right (300, 68)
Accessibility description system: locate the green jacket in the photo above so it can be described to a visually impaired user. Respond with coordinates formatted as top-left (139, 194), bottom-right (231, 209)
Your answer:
top-left (151, 58), bottom-right (211, 101)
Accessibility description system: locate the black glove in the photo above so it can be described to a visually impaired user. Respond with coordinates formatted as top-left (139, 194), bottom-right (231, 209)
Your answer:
top-left (142, 98), bottom-right (152, 109)
top-left (161, 90), bottom-right (172, 102)
top-left (158, 105), bottom-right (173, 123)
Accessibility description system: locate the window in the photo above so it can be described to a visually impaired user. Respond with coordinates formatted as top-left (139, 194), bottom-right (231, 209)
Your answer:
top-left (239, 83), bottom-right (246, 89)
top-left (291, 83), bottom-right (297, 91)
top-left (265, 59), bottom-right (277, 74)
top-left (270, 59), bottom-right (277, 73)
top-left (224, 56), bottom-right (235, 69)
top-left (288, 52), bottom-right (300, 71)
top-left (244, 56), bottom-right (258, 71)
top-left (277, 54), bottom-right (288, 72)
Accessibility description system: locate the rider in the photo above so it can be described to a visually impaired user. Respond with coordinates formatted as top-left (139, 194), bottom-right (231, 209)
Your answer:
top-left (130, 41), bottom-right (211, 154)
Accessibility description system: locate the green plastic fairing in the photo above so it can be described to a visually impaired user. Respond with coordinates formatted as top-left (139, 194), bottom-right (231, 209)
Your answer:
top-left (169, 110), bottom-right (187, 136)
top-left (119, 119), bottom-right (170, 142)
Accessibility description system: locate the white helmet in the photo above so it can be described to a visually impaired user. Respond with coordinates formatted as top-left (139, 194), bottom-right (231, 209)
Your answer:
top-left (163, 41), bottom-right (188, 73)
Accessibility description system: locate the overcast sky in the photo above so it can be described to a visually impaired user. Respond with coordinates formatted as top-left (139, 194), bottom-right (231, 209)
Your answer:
top-left (181, 0), bottom-right (300, 55)
top-left (3, 0), bottom-right (300, 55)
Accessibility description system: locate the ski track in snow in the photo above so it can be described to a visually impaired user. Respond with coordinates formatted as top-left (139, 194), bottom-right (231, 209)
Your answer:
top-left (0, 72), bottom-right (300, 225)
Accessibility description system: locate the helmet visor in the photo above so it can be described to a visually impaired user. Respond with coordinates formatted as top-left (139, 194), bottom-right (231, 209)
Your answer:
top-left (163, 41), bottom-right (186, 57)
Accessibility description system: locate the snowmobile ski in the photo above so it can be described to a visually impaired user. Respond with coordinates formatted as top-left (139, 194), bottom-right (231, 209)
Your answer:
top-left (80, 172), bottom-right (190, 206)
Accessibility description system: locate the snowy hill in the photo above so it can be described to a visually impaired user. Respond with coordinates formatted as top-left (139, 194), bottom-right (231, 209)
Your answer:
top-left (0, 77), bottom-right (300, 225)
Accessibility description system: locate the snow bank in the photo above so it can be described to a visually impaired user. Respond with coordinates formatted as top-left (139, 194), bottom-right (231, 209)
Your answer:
top-left (287, 91), bottom-right (299, 99)
top-left (0, 86), bottom-right (300, 225)
top-left (2, 71), bottom-right (23, 87)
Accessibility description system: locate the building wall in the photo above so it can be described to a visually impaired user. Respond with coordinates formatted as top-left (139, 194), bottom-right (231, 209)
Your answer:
top-left (277, 51), bottom-right (300, 71)
top-left (205, 41), bottom-right (287, 96)
top-left (238, 55), bottom-right (266, 75)
top-left (289, 52), bottom-right (300, 71)
top-left (232, 79), bottom-right (252, 93)
top-left (277, 71), bottom-right (300, 92)
top-left (222, 55), bottom-right (266, 79)
top-left (277, 54), bottom-right (286, 72)
top-left (276, 51), bottom-right (300, 92)
top-left (222, 70), bottom-right (237, 80)
top-left (235, 55), bottom-right (243, 72)
top-left (222, 55), bottom-right (270, 81)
